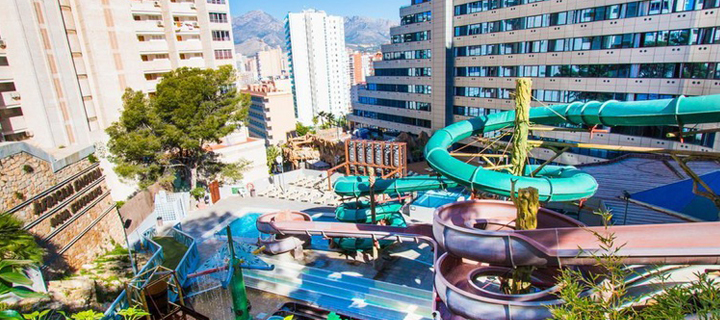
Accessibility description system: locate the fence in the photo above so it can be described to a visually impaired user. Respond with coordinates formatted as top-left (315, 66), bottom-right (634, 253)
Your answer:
top-left (103, 222), bottom-right (199, 319)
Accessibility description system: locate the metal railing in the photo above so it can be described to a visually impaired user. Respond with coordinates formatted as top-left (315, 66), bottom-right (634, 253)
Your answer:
top-left (104, 222), bottom-right (199, 319)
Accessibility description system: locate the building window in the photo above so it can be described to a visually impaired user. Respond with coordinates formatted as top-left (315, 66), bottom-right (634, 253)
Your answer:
top-left (211, 30), bottom-right (231, 41)
top-left (0, 57), bottom-right (8, 66)
top-left (214, 49), bottom-right (233, 60)
top-left (207, 0), bottom-right (226, 3)
top-left (209, 12), bottom-right (228, 23)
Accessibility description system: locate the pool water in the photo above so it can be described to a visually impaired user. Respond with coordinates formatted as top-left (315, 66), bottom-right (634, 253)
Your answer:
top-left (412, 189), bottom-right (468, 208)
top-left (218, 212), bottom-right (336, 247)
top-left (217, 212), bottom-right (263, 241)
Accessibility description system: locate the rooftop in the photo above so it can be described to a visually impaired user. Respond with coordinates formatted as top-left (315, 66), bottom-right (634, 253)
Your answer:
top-left (579, 154), bottom-right (720, 225)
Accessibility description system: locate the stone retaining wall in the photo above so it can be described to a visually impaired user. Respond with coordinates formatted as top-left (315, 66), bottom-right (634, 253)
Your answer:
top-left (0, 142), bottom-right (124, 273)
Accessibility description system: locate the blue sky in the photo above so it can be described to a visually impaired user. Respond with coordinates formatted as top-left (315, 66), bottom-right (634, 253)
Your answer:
top-left (228, 0), bottom-right (407, 21)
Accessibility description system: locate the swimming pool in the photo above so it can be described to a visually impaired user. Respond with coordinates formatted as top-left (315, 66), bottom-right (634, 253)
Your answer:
top-left (216, 212), bottom-right (263, 241)
top-left (412, 189), bottom-right (468, 208)
top-left (217, 212), bottom-right (336, 247)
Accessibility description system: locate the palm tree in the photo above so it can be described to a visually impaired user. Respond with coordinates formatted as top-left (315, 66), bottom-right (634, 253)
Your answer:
top-left (0, 213), bottom-right (44, 263)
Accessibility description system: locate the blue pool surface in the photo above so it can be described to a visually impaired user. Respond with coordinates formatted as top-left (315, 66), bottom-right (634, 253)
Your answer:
top-left (218, 212), bottom-right (336, 250)
top-left (412, 189), bottom-right (468, 208)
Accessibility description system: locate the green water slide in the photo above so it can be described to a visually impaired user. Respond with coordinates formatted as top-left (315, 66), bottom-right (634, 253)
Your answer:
top-left (332, 175), bottom-right (459, 197)
top-left (335, 201), bottom-right (404, 223)
top-left (425, 95), bottom-right (720, 202)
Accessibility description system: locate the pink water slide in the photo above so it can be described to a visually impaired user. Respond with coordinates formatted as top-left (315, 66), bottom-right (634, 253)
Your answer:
top-left (257, 200), bottom-right (720, 320)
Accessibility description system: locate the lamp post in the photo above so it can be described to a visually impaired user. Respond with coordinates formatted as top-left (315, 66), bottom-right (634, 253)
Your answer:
top-left (275, 155), bottom-right (284, 192)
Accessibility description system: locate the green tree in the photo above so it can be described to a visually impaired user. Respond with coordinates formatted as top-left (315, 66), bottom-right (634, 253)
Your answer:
top-left (295, 122), bottom-right (312, 136)
top-left (0, 214), bottom-right (44, 263)
top-left (106, 66), bottom-right (249, 189)
top-left (266, 145), bottom-right (282, 173)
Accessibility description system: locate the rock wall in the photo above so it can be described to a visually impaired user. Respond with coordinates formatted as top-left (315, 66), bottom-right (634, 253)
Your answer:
top-left (0, 143), bottom-right (125, 274)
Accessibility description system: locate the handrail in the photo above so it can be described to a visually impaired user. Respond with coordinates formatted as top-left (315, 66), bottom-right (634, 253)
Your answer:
top-left (104, 222), bottom-right (200, 319)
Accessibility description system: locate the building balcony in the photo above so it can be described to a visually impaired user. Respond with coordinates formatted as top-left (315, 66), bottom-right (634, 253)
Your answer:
top-left (130, 0), bottom-right (163, 14)
top-left (138, 40), bottom-right (169, 53)
top-left (134, 20), bottom-right (165, 33)
top-left (175, 39), bottom-right (202, 52)
top-left (145, 79), bottom-right (160, 92)
top-left (169, 2), bottom-right (197, 16)
top-left (173, 22), bottom-right (200, 34)
top-left (142, 59), bottom-right (172, 72)
top-left (179, 58), bottom-right (205, 69)
top-left (0, 66), bottom-right (12, 82)
top-left (1, 115), bottom-right (28, 135)
top-left (0, 91), bottom-right (21, 108)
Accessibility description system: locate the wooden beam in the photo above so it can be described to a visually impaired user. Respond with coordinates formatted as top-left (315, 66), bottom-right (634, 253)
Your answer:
top-left (449, 153), bottom-right (508, 158)
top-left (524, 140), bottom-right (720, 158)
top-left (503, 125), bottom-right (609, 134)
top-left (485, 164), bottom-right (513, 171)
top-left (530, 146), bottom-right (570, 176)
top-left (666, 127), bottom-right (720, 138)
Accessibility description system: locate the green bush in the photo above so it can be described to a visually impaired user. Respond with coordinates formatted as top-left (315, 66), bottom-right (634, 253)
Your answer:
top-left (190, 187), bottom-right (205, 200)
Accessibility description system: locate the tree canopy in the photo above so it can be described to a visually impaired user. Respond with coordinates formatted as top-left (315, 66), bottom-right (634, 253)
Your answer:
top-left (106, 66), bottom-right (250, 189)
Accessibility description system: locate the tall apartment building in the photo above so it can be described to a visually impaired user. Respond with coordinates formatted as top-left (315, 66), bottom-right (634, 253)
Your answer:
top-left (243, 79), bottom-right (296, 145)
top-left (0, 0), bottom-right (236, 150)
top-left (349, 51), bottom-right (378, 85)
top-left (352, 0), bottom-right (720, 164)
top-left (286, 10), bottom-right (351, 126)
top-left (256, 47), bottom-right (287, 79)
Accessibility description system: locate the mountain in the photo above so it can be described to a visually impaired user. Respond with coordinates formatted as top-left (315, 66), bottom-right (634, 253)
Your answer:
top-left (344, 16), bottom-right (396, 50)
top-left (232, 10), bottom-right (285, 56)
top-left (232, 10), bottom-right (397, 56)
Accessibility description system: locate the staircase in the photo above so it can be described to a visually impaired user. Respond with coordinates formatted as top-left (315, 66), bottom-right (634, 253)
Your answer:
top-left (244, 256), bottom-right (434, 320)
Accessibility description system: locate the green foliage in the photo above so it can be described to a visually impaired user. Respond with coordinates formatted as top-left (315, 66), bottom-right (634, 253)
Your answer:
top-left (21, 166), bottom-right (33, 174)
top-left (0, 260), bottom-right (45, 303)
top-left (106, 66), bottom-right (249, 189)
top-left (12, 193), bottom-right (23, 201)
top-left (266, 145), bottom-right (282, 173)
top-left (190, 187), bottom-right (205, 200)
top-left (68, 310), bottom-right (102, 320)
top-left (295, 122), bottom-right (312, 137)
top-left (326, 312), bottom-right (342, 320)
top-left (550, 211), bottom-right (720, 320)
top-left (115, 201), bottom-right (125, 209)
top-left (116, 306), bottom-right (149, 320)
top-left (86, 154), bottom-right (98, 164)
top-left (0, 214), bottom-right (44, 263)
top-left (640, 273), bottom-right (720, 319)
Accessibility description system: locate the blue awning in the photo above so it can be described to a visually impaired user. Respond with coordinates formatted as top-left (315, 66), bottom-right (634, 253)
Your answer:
top-left (631, 170), bottom-right (720, 221)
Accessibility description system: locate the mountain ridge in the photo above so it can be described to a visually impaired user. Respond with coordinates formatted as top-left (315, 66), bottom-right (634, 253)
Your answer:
top-left (232, 10), bottom-right (397, 56)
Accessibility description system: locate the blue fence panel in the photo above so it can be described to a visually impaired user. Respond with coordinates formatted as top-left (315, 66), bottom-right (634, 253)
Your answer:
top-left (105, 222), bottom-right (200, 319)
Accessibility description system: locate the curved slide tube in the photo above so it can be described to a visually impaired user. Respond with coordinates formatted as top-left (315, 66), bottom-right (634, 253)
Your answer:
top-left (257, 211), bottom-right (312, 254)
top-left (333, 175), bottom-right (458, 197)
top-left (434, 200), bottom-right (720, 267)
top-left (425, 95), bottom-right (720, 202)
top-left (433, 200), bottom-right (720, 319)
top-left (335, 201), bottom-right (404, 223)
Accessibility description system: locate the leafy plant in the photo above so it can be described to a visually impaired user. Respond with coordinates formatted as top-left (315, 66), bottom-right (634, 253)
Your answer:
top-left (21, 166), bottom-right (33, 174)
top-left (295, 122), bottom-right (312, 136)
top-left (0, 214), bottom-right (44, 263)
top-left (266, 145), bottom-right (282, 173)
top-left (117, 306), bottom-right (149, 320)
top-left (68, 310), bottom-right (102, 320)
top-left (549, 210), bottom-right (720, 319)
top-left (0, 260), bottom-right (44, 302)
top-left (190, 187), bottom-right (205, 200)
top-left (87, 154), bottom-right (98, 164)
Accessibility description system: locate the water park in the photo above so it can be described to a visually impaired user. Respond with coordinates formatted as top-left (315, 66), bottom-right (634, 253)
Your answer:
top-left (94, 80), bottom-right (720, 319)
